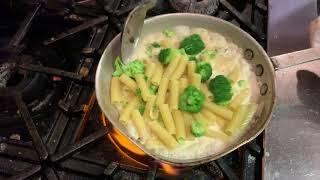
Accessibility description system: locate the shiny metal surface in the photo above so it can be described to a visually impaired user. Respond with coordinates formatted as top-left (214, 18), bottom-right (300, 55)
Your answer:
top-left (266, 1), bottom-right (320, 179)
top-left (121, 0), bottom-right (156, 63)
top-left (96, 13), bottom-right (276, 166)
top-left (264, 60), bottom-right (320, 180)
top-left (271, 48), bottom-right (320, 70)
top-left (267, 0), bottom-right (317, 56)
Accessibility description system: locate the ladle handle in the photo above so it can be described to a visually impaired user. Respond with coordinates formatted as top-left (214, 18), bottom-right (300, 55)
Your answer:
top-left (120, 0), bottom-right (157, 62)
top-left (270, 48), bottom-right (320, 70)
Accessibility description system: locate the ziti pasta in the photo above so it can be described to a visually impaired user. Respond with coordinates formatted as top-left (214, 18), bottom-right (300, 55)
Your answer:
top-left (109, 26), bottom-right (259, 160)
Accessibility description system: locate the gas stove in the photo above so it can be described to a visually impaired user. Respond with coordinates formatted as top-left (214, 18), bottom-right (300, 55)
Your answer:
top-left (0, 0), bottom-right (267, 179)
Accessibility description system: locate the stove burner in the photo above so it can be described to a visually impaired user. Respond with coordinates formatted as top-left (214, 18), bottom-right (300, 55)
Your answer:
top-left (169, 0), bottom-right (219, 14)
top-left (102, 113), bottom-right (188, 176)
top-left (0, 63), bottom-right (11, 87)
top-left (0, 0), bottom-right (267, 179)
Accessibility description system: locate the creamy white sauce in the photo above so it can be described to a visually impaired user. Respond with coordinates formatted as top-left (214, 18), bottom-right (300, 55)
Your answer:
top-left (121, 26), bottom-right (259, 160)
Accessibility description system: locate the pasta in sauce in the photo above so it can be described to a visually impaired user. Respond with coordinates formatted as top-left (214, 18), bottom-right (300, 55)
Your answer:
top-left (110, 26), bottom-right (259, 160)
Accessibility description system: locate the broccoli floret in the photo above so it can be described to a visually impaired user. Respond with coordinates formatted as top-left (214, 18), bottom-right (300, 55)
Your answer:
top-left (179, 85), bottom-right (205, 113)
top-left (135, 88), bottom-right (142, 97)
top-left (138, 103), bottom-right (145, 115)
top-left (188, 55), bottom-right (199, 62)
top-left (200, 50), bottom-right (217, 61)
top-left (163, 28), bottom-right (175, 37)
top-left (151, 42), bottom-right (161, 48)
top-left (177, 137), bottom-right (185, 144)
top-left (158, 48), bottom-right (179, 65)
top-left (149, 85), bottom-right (158, 94)
top-left (191, 121), bottom-right (205, 137)
top-left (179, 34), bottom-right (205, 55)
top-left (124, 60), bottom-right (145, 77)
top-left (238, 80), bottom-right (246, 88)
top-left (146, 42), bottom-right (161, 57)
top-left (112, 57), bottom-right (124, 77)
top-left (113, 58), bottom-right (145, 77)
top-left (196, 62), bottom-right (212, 82)
top-left (209, 75), bottom-right (233, 105)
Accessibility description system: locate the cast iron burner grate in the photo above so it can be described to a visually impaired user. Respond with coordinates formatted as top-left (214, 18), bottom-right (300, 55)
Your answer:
top-left (0, 0), bottom-right (267, 179)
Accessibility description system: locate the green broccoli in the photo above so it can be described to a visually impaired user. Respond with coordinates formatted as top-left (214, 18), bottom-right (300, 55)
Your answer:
top-left (191, 121), bottom-right (205, 137)
top-left (151, 42), bottom-right (161, 48)
top-left (149, 85), bottom-right (158, 94)
top-left (146, 42), bottom-right (161, 57)
top-left (112, 57), bottom-right (124, 77)
top-left (179, 34), bottom-right (205, 55)
top-left (179, 85), bottom-right (205, 113)
top-left (135, 88), bottom-right (142, 97)
top-left (163, 28), bottom-right (175, 37)
top-left (138, 103), bottom-right (145, 115)
top-left (238, 80), bottom-right (246, 88)
top-left (124, 60), bottom-right (145, 77)
top-left (112, 58), bottom-right (145, 78)
top-left (196, 62), bottom-right (212, 82)
top-left (188, 55), bottom-right (199, 62)
top-left (209, 75), bottom-right (233, 105)
top-left (158, 48), bottom-right (179, 65)
top-left (200, 50), bottom-right (217, 61)
top-left (177, 137), bottom-right (185, 144)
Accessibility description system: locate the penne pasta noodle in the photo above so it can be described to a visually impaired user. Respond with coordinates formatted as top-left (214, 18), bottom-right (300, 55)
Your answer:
top-left (200, 84), bottom-right (213, 99)
top-left (160, 38), bottom-right (175, 48)
top-left (225, 103), bottom-right (256, 135)
top-left (169, 79), bottom-right (179, 110)
top-left (148, 121), bottom-right (178, 148)
top-left (171, 57), bottom-right (188, 79)
top-left (135, 74), bottom-right (151, 101)
top-left (204, 101), bottom-right (234, 121)
top-left (150, 106), bottom-right (160, 120)
top-left (163, 55), bottom-right (180, 77)
top-left (206, 129), bottom-right (230, 142)
top-left (151, 62), bottom-right (164, 86)
top-left (183, 112), bottom-right (195, 140)
top-left (110, 77), bottom-right (122, 104)
top-left (179, 78), bottom-right (188, 94)
top-left (119, 74), bottom-right (137, 92)
top-left (240, 103), bottom-right (257, 128)
top-left (158, 104), bottom-right (176, 134)
top-left (229, 88), bottom-right (250, 110)
top-left (131, 110), bottom-right (148, 138)
top-left (191, 73), bottom-right (201, 89)
top-left (156, 77), bottom-right (169, 105)
top-left (201, 108), bottom-right (227, 128)
top-left (193, 112), bottom-right (213, 127)
top-left (187, 61), bottom-right (196, 80)
top-left (145, 62), bottom-right (156, 79)
top-left (228, 63), bottom-right (240, 83)
top-left (143, 95), bottom-right (156, 120)
top-left (172, 110), bottom-right (186, 139)
top-left (119, 97), bottom-right (139, 123)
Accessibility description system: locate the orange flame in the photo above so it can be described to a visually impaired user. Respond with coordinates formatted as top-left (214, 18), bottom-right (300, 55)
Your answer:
top-left (101, 113), bottom-right (145, 156)
top-left (160, 163), bottom-right (180, 176)
top-left (110, 129), bottom-right (146, 156)
top-left (101, 113), bottom-right (181, 175)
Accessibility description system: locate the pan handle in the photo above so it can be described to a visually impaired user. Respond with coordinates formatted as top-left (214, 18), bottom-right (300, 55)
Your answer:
top-left (270, 48), bottom-right (320, 71)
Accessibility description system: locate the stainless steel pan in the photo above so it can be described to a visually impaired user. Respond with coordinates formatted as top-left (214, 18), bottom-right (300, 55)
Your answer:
top-left (95, 13), bottom-right (319, 167)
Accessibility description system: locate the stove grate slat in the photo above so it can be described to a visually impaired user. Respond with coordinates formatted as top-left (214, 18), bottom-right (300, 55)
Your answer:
top-left (0, 0), bottom-right (267, 179)
top-left (14, 94), bottom-right (48, 160)
top-left (51, 127), bottom-right (108, 162)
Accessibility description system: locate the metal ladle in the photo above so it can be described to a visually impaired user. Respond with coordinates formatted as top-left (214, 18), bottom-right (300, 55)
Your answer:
top-left (120, 0), bottom-right (157, 63)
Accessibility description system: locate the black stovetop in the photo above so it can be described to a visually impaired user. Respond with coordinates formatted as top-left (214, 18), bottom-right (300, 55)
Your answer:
top-left (0, 0), bottom-right (267, 179)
